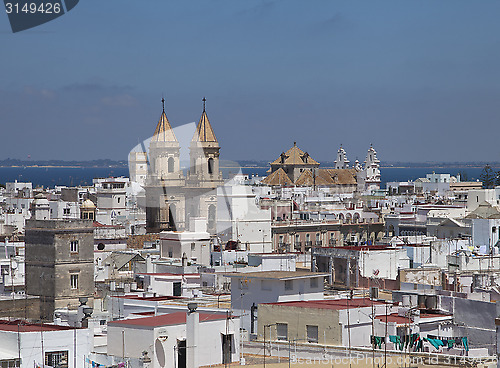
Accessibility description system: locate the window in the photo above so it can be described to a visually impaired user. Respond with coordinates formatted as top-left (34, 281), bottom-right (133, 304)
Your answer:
top-left (70, 240), bottom-right (79, 253)
top-left (306, 325), bottom-right (318, 343)
top-left (310, 277), bottom-right (318, 288)
top-left (208, 158), bottom-right (214, 174)
top-left (284, 280), bottom-right (293, 290)
top-left (45, 351), bottom-right (68, 368)
top-left (70, 274), bottom-right (78, 289)
top-left (1, 359), bottom-right (20, 368)
top-left (261, 280), bottom-right (272, 291)
top-left (168, 157), bottom-right (175, 173)
top-left (63, 208), bottom-right (70, 215)
top-left (191, 242), bottom-right (196, 251)
top-left (276, 323), bottom-right (288, 341)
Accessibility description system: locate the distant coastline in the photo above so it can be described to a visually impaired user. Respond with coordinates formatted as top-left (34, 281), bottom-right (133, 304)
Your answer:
top-left (1, 159), bottom-right (499, 170)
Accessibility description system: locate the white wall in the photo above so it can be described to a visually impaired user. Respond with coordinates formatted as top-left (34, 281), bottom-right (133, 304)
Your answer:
top-left (107, 317), bottom-right (240, 368)
top-left (472, 218), bottom-right (500, 251)
top-left (0, 327), bottom-right (92, 368)
top-left (358, 249), bottom-right (410, 280)
top-left (230, 275), bottom-right (324, 331)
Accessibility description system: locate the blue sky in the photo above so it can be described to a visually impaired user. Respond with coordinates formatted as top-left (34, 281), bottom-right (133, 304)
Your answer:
top-left (1, 0), bottom-right (500, 163)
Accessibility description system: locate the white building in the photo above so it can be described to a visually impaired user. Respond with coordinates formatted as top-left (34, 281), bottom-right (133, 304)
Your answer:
top-left (94, 178), bottom-right (128, 226)
top-left (426, 172), bottom-right (453, 183)
top-left (159, 219), bottom-right (211, 266)
top-left (107, 309), bottom-right (240, 368)
top-left (216, 180), bottom-right (272, 253)
top-left (138, 272), bottom-right (201, 297)
top-left (5, 181), bottom-right (32, 198)
top-left (128, 151), bottom-right (148, 187)
top-left (0, 320), bottom-right (92, 368)
top-left (227, 270), bottom-right (327, 333)
top-left (49, 200), bottom-right (80, 219)
top-left (467, 188), bottom-right (500, 212)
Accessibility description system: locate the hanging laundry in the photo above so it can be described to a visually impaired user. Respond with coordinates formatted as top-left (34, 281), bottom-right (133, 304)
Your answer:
top-left (410, 333), bottom-right (419, 348)
top-left (371, 335), bottom-right (384, 349)
top-left (416, 338), bottom-right (423, 352)
top-left (389, 335), bottom-right (404, 350)
top-left (426, 338), bottom-right (445, 350)
top-left (462, 337), bottom-right (469, 352)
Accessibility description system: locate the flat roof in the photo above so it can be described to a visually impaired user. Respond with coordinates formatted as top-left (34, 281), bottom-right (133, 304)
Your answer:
top-left (114, 295), bottom-right (185, 301)
top-left (375, 313), bottom-right (409, 325)
top-left (263, 298), bottom-right (386, 310)
top-left (225, 270), bottom-right (328, 280)
top-left (108, 312), bottom-right (228, 328)
top-left (318, 245), bottom-right (393, 251)
top-left (375, 312), bottom-right (452, 325)
top-left (0, 320), bottom-right (78, 332)
top-left (138, 273), bottom-right (200, 277)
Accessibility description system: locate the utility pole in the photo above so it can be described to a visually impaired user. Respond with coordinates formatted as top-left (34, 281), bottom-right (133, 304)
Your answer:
top-left (384, 303), bottom-right (388, 368)
top-left (263, 325), bottom-right (266, 368)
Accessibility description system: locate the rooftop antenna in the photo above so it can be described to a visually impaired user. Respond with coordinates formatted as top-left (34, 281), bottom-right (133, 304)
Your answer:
top-left (202, 96), bottom-right (206, 112)
top-left (161, 96), bottom-right (165, 112)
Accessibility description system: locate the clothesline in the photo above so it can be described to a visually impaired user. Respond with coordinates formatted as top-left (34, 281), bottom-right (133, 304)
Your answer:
top-left (371, 334), bottom-right (469, 352)
top-left (85, 357), bottom-right (127, 368)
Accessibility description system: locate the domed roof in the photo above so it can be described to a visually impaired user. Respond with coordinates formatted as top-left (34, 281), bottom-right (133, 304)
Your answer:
top-left (81, 199), bottom-right (96, 209)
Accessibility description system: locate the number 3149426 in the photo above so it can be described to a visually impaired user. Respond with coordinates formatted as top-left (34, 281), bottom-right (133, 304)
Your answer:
top-left (5, 2), bottom-right (62, 14)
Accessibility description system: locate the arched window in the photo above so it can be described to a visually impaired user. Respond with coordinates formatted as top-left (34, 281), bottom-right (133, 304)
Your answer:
top-left (208, 158), bottom-right (214, 175)
top-left (208, 204), bottom-right (216, 229)
top-left (168, 204), bottom-right (176, 230)
top-left (168, 157), bottom-right (174, 173)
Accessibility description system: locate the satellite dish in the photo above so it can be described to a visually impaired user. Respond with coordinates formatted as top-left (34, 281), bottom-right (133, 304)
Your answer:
top-left (155, 339), bottom-right (166, 368)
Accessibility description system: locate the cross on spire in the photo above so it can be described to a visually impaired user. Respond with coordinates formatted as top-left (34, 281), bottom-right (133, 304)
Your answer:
top-left (202, 96), bottom-right (206, 112)
top-left (161, 97), bottom-right (165, 112)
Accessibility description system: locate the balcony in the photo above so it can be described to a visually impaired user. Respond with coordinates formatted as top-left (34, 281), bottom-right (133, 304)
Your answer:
top-left (277, 243), bottom-right (290, 252)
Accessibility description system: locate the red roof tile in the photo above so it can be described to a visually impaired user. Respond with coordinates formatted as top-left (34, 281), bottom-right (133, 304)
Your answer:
top-left (264, 298), bottom-right (386, 310)
top-left (108, 312), bottom-right (228, 328)
top-left (375, 313), bottom-right (409, 324)
top-left (0, 320), bottom-right (78, 332)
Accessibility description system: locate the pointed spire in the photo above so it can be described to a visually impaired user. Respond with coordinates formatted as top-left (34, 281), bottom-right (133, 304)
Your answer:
top-left (192, 97), bottom-right (218, 143)
top-left (152, 98), bottom-right (177, 142)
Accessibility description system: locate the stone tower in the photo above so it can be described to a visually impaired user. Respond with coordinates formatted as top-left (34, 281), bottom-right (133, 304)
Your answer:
top-left (25, 219), bottom-right (94, 321)
top-left (334, 145), bottom-right (350, 169)
top-left (363, 145), bottom-right (381, 190)
top-left (146, 99), bottom-right (186, 233)
top-left (186, 98), bottom-right (223, 233)
top-left (145, 97), bottom-right (223, 234)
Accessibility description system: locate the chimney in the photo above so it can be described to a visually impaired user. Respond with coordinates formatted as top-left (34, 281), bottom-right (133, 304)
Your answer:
top-left (186, 303), bottom-right (199, 368)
